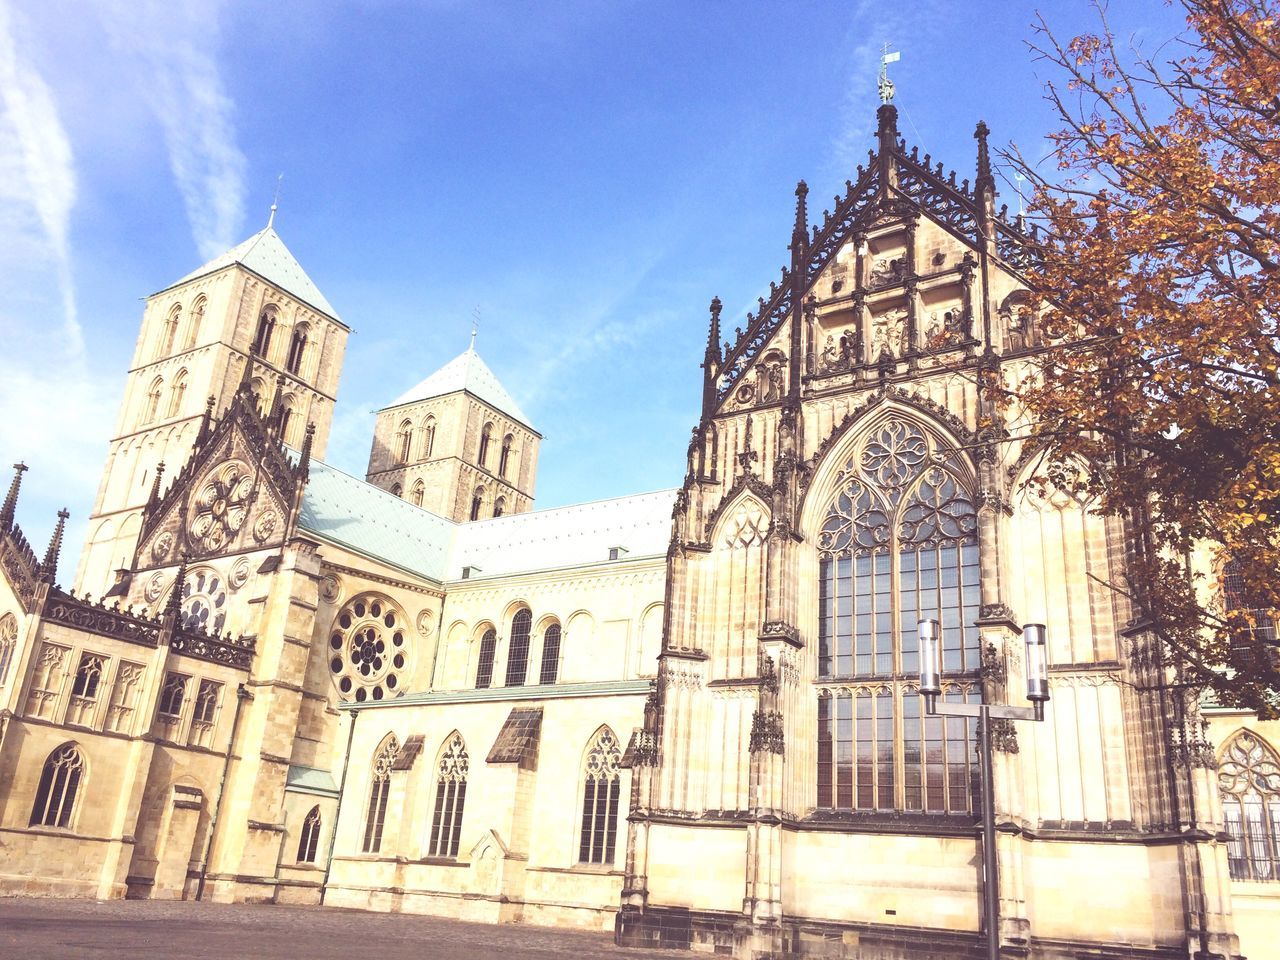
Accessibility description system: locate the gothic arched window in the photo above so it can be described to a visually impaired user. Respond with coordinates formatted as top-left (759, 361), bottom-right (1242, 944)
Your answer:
top-left (158, 305), bottom-right (181, 358)
top-left (363, 734), bottom-right (398, 853)
top-left (579, 727), bottom-right (622, 864)
top-left (815, 417), bottom-right (980, 814)
top-left (297, 805), bottom-right (322, 863)
top-left (252, 309), bottom-right (276, 358)
top-left (411, 480), bottom-right (424, 507)
top-left (286, 324), bottom-right (308, 375)
top-left (499, 434), bottom-right (513, 478)
top-left (168, 369), bottom-right (188, 419)
top-left (504, 609), bottom-right (532, 686)
top-left (478, 423), bottom-right (493, 467)
top-left (475, 629), bottom-right (496, 689)
top-left (142, 377), bottom-right (164, 426)
top-left (1223, 558), bottom-right (1277, 667)
top-left (470, 486), bottom-right (485, 522)
top-left (539, 623), bottom-right (561, 684)
top-left (185, 296), bottom-right (205, 350)
top-left (396, 420), bottom-right (413, 464)
top-left (421, 418), bottom-right (436, 459)
top-left (428, 734), bottom-right (468, 858)
top-left (30, 743), bottom-right (84, 828)
top-left (1219, 731), bottom-right (1280, 881)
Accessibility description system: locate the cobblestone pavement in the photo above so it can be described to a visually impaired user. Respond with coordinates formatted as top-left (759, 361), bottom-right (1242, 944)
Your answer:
top-left (0, 898), bottom-right (693, 960)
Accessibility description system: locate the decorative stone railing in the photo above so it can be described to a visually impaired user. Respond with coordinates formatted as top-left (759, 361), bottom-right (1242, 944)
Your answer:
top-left (42, 589), bottom-right (162, 647)
top-left (169, 628), bottom-right (255, 671)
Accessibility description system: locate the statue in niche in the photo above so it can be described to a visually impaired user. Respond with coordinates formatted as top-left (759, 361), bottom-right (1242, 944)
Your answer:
top-left (924, 307), bottom-right (965, 349)
top-left (869, 256), bottom-right (906, 290)
top-left (839, 329), bottom-right (857, 366)
top-left (821, 335), bottom-right (839, 372)
top-left (870, 309), bottom-right (908, 359)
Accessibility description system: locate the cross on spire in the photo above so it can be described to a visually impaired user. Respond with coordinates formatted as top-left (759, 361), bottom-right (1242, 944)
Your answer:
top-left (878, 44), bottom-right (900, 104)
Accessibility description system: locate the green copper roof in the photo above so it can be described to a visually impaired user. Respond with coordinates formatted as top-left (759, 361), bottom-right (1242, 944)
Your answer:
top-left (383, 347), bottom-right (534, 431)
top-left (160, 226), bottom-right (341, 321)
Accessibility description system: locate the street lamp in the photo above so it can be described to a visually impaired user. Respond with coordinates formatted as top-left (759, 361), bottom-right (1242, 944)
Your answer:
top-left (916, 618), bottom-right (1050, 960)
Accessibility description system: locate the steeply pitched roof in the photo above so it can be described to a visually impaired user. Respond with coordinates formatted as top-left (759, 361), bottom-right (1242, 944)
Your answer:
top-left (159, 226), bottom-right (341, 322)
top-left (297, 458), bottom-right (675, 584)
top-left (384, 347), bottom-right (535, 431)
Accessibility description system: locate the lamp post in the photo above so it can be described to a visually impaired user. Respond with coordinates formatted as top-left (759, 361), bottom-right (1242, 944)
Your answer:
top-left (917, 619), bottom-right (1050, 960)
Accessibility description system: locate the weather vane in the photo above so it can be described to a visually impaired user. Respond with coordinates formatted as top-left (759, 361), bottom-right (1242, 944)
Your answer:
top-left (878, 44), bottom-right (900, 104)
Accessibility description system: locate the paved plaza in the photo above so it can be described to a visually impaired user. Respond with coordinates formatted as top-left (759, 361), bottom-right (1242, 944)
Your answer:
top-left (0, 898), bottom-right (692, 960)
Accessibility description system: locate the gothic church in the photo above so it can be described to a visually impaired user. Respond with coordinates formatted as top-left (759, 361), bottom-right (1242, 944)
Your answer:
top-left (0, 102), bottom-right (1277, 960)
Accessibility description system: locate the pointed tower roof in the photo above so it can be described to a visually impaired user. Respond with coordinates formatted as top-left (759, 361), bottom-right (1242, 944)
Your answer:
top-left (158, 227), bottom-right (341, 322)
top-left (384, 347), bottom-right (535, 432)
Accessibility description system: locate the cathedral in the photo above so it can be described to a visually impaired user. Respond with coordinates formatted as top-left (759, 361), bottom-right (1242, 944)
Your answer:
top-left (0, 101), bottom-right (1277, 960)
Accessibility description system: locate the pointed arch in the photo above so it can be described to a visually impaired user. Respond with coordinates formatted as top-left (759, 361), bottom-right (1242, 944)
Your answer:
top-left (185, 296), bottom-right (206, 350)
top-left (362, 733), bottom-right (399, 853)
top-left (30, 742), bottom-right (85, 827)
top-left (427, 732), bottom-right (468, 858)
top-left (297, 804), bottom-right (322, 863)
top-left (578, 725), bottom-right (622, 864)
top-left (410, 479), bottom-right (425, 507)
top-left (709, 490), bottom-right (771, 550)
top-left (1218, 729), bottom-right (1280, 881)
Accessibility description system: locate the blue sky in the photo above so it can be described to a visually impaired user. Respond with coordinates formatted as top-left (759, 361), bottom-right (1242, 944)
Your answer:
top-left (0, 0), bottom-right (1189, 570)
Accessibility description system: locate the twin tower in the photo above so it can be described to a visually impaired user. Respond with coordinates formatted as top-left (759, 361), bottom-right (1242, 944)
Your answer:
top-left (75, 224), bottom-right (541, 597)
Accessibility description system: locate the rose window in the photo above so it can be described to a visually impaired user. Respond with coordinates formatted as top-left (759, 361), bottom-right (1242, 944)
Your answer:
top-left (189, 460), bottom-right (254, 552)
top-left (180, 567), bottom-right (228, 634)
top-left (328, 594), bottom-right (410, 703)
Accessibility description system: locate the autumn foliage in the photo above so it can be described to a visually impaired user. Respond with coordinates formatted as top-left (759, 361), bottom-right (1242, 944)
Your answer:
top-left (1008, 0), bottom-right (1280, 713)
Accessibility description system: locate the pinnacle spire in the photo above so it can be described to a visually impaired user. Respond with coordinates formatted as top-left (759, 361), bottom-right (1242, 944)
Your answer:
top-left (42, 508), bottom-right (69, 584)
top-left (149, 461), bottom-right (166, 507)
top-left (299, 422), bottom-right (316, 479)
top-left (167, 554), bottom-right (189, 620)
top-left (1, 461), bottom-right (27, 530)
top-left (793, 180), bottom-right (808, 238)
top-left (197, 395), bottom-right (216, 445)
top-left (706, 297), bottom-right (722, 359)
top-left (975, 120), bottom-right (994, 193)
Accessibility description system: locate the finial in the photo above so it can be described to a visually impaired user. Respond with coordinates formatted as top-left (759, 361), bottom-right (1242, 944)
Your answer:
top-left (167, 553), bottom-right (189, 620)
top-left (149, 461), bottom-right (166, 507)
top-left (975, 120), bottom-right (994, 193)
top-left (298, 422), bottom-right (316, 479)
top-left (268, 373), bottom-right (286, 427)
top-left (470, 305), bottom-right (481, 352)
top-left (706, 297), bottom-right (723, 359)
top-left (239, 350), bottom-right (256, 394)
top-left (1, 461), bottom-right (28, 530)
top-left (878, 44), bottom-right (900, 104)
top-left (267, 173), bottom-right (283, 228)
top-left (197, 395), bottom-right (216, 445)
top-left (42, 508), bottom-right (69, 584)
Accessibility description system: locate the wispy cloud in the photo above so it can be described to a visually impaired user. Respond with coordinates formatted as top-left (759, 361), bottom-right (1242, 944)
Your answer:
top-left (96, 0), bottom-right (247, 259)
top-left (0, 0), bottom-right (81, 355)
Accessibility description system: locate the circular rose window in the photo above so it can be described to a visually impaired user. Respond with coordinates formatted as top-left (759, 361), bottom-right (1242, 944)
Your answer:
top-left (328, 594), bottom-right (410, 703)
top-left (188, 460), bottom-right (254, 552)
top-left (180, 567), bottom-right (228, 634)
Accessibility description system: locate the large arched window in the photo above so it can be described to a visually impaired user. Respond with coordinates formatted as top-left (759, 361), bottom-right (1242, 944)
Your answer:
top-left (168, 369), bottom-right (188, 419)
top-left (475, 629), bottom-right (497, 688)
top-left (141, 377), bottom-right (164, 426)
top-left (286, 323), bottom-right (308, 375)
top-left (815, 417), bottom-right (979, 814)
top-left (499, 434), bottom-right (513, 478)
top-left (428, 734), bottom-right (468, 858)
top-left (505, 609), bottom-right (532, 686)
top-left (363, 734), bottom-right (399, 853)
top-left (421, 417), bottom-right (436, 459)
top-left (1223, 558), bottom-right (1277, 667)
top-left (1219, 731), bottom-right (1280, 881)
top-left (185, 296), bottom-right (205, 350)
top-left (478, 423), bottom-right (493, 467)
top-left (579, 727), bottom-right (622, 864)
top-left (396, 420), bottom-right (413, 464)
top-left (30, 743), bottom-right (84, 828)
top-left (252, 308), bottom-right (276, 357)
top-left (158, 304), bottom-right (181, 358)
top-left (297, 805), bottom-right (322, 863)
top-left (539, 623), bottom-right (561, 684)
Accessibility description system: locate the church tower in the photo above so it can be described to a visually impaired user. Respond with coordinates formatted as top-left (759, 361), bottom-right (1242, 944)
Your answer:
top-left (365, 345), bottom-right (540, 522)
top-left (75, 225), bottom-right (349, 594)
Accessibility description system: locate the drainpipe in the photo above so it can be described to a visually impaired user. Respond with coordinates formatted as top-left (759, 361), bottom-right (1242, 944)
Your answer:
top-left (196, 682), bottom-right (253, 901)
top-left (320, 707), bottom-right (360, 906)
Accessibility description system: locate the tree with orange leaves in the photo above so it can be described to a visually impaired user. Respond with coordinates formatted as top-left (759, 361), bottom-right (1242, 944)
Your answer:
top-left (1006, 0), bottom-right (1280, 714)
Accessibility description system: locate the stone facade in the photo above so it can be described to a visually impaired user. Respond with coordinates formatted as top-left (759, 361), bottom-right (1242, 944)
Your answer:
top-left (0, 102), bottom-right (1276, 960)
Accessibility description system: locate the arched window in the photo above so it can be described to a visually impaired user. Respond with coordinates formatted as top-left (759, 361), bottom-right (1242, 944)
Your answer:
top-left (505, 610), bottom-right (532, 686)
top-left (470, 486), bottom-right (485, 522)
top-left (297, 805), bottom-right (322, 863)
top-left (499, 435), bottom-right (513, 478)
top-left (390, 483), bottom-right (402, 498)
top-left (421, 418), bottom-right (436, 459)
top-left (278, 400), bottom-right (295, 445)
top-left (286, 323), bottom-right (308, 375)
top-left (185, 296), bottom-right (205, 350)
top-left (815, 417), bottom-right (979, 814)
top-left (363, 735), bottom-right (399, 853)
top-left (428, 733), bottom-right (468, 858)
top-left (252, 308), bottom-right (276, 357)
top-left (396, 420), bottom-right (413, 464)
top-left (168, 369), bottom-right (188, 419)
top-left (579, 727), bottom-right (622, 864)
top-left (1223, 558), bottom-right (1277, 667)
top-left (1220, 731), bottom-right (1280, 881)
top-left (158, 304), bottom-right (181, 358)
top-left (30, 743), bottom-right (84, 828)
top-left (475, 629), bottom-right (497, 688)
top-left (411, 480), bottom-right (425, 507)
top-left (539, 623), bottom-right (561, 684)
top-left (493, 497), bottom-right (505, 518)
top-left (142, 377), bottom-right (164, 426)
top-left (0, 612), bottom-right (18, 686)
top-left (478, 423), bottom-right (493, 467)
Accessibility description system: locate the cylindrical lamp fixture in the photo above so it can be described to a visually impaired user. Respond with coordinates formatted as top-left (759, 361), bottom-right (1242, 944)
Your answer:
top-left (1023, 623), bottom-right (1049, 719)
top-left (918, 618), bottom-right (942, 712)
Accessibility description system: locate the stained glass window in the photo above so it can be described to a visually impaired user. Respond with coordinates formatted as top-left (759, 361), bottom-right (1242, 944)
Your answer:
top-left (505, 610), bottom-right (532, 686)
top-left (363, 735), bottom-right (399, 853)
top-left (1220, 731), bottom-right (1280, 881)
top-left (428, 734), bottom-right (468, 858)
top-left (30, 743), bottom-right (84, 828)
top-left (579, 727), bottom-right (622, 864)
